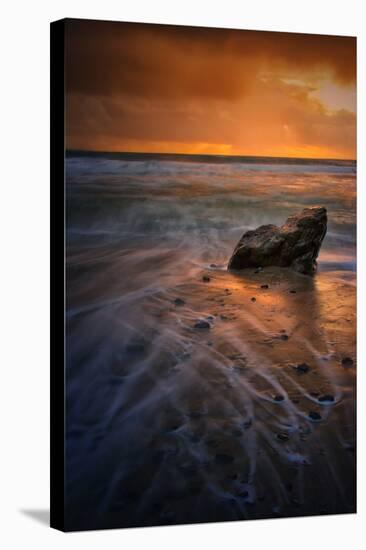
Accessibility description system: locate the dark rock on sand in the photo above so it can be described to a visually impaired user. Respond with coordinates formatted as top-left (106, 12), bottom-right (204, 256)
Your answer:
top-left (174, 298), bottom-right (185, 306)
top-left (318, 394), bottom-right (335, 403)
top-left (202, 275), bottom-right (211, 282)
top-left (341, 357), bottom-right (354, 368)
top-left (276, 432), bottom-right (290, 442)
top-left (309, 411), bottom-right (322, 421)
top-left (273, 394), bottom-right (285, 402)
top-left (228, 207), bottom-right (327, 275)
top-left (294, 362), bottom-right (310, 374)
top-left (251, 297), bottom-right (256, 302)
top-left (194, 320), bottom-right (210, 329)
top-left (261, 284), bottom-right (269, 289)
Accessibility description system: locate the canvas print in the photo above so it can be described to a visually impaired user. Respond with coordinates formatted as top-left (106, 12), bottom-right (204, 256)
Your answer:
top-left (52, 18), bottom-right (356, 531)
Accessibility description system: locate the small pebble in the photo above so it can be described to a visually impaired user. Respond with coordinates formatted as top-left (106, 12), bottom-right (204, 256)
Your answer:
top-left (167, 424), bottom-right (181, 432)
top-left (309, 411), bottom-right (322, 421)
top-left (273, 394), bottom-right (285, 402)
top-left (290, 289), bottom-right (297, 294)
top-left (280, 334), bottom-right (289, 341)
top-left (276, 432), bottom-right (290, 442)
top-left (194, 320), bottom-right (210, 329)
top-left (174, 298), bottom-right (185, 306)
top-left (251, 297), bottom-right (256, 302)
top-left (318, 394), bottom-right (334, 403)
top-left (202, 275), bottom-right (210, 282)
top-left (294, 362), bottom-right (310, 374)
top-left (341, 357), bottom-right (354, 368)
top-left (210, 263), bottom-right (218, 268)
top-left (260, 284), bottom-right (269, 289)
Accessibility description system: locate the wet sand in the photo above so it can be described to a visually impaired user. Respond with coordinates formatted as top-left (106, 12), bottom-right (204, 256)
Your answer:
top-left (66, 264), bottom-right (355, 529)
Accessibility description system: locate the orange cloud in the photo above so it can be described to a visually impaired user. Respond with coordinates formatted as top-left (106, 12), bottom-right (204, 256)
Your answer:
top-left (65, 19), bottom-right (356, 159)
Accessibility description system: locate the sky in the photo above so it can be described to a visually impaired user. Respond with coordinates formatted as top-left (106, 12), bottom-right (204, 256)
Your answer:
top-left (65, 19), bottom-right (356, 159)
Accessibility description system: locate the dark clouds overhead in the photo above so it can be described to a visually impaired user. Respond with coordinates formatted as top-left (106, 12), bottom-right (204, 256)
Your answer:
top-left (65, 19), bottom-right (356, 158)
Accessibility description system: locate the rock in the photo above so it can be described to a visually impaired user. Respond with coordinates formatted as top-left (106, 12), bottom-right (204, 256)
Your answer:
top-left (294, 362), bottom-right (310, 374)
top-left (318, 394), bottom-right (334, 403)
top-left (194, 320), bottom-right (210, 329)
top-left (174, 298), bottom-right (185, 306)
top-left (210, 263), bottom-right (218, 268)
top-left (243, 419), bottom-right (252, 430)
top-left (309, 411), bottom-right (322, 421)
top-left (280, 334), bottom-right (289, 341)
top-left (276, 432), bottom-right (290, 442)
top-left (261, 284), bottom-right (269, 289)
top-left (341, 357), bottom-right (354, 368)
top-left (202, 275), bottom-right (211, 282)
top-left (290, 289), bottom-right (297, 294)
top-left (254, 267), bottom-right (263, 273)
top-left (273, 394), bottom-right (285, 402)
top-left (228, 207), bottom-right (327, 275)
top-left (251, 297), bottom-right (256, 302)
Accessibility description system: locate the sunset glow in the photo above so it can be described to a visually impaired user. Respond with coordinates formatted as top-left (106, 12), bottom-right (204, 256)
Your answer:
top-left (65, 20), bottom-right (356, 159)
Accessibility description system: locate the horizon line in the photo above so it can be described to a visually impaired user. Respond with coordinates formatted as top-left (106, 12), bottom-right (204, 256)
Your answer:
top-left (66, 148), bottom-right (356, 163)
